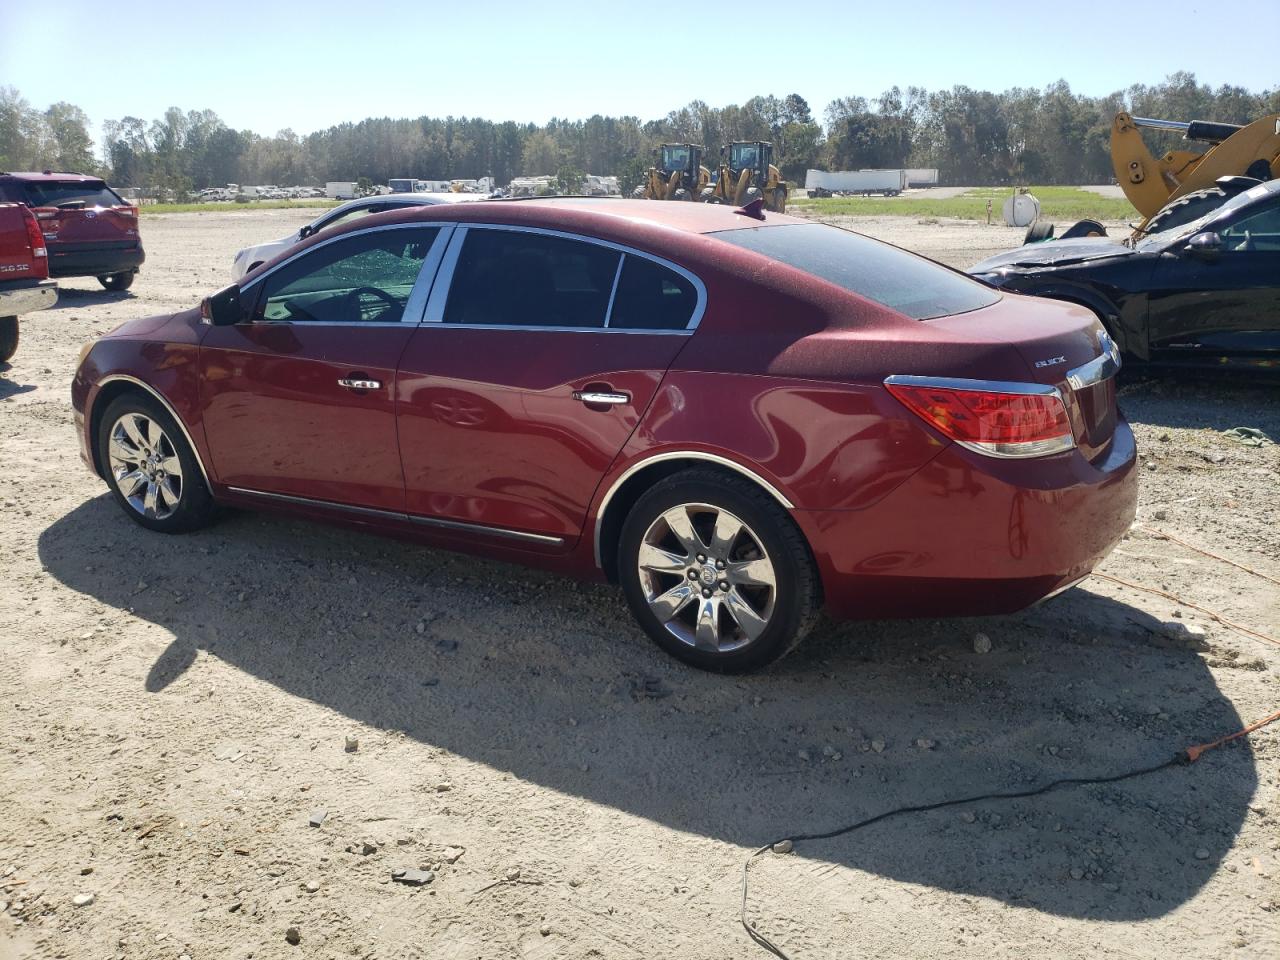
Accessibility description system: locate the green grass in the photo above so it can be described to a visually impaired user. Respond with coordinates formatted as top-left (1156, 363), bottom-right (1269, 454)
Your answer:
top-left (139, 199), bottom-right (339, 215)
top-left (790, 186), bottom-right (1137, 222)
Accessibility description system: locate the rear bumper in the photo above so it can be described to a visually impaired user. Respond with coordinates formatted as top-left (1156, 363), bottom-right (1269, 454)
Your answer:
top-left (48, 245), bottom-right (144, 279)
top-left (797, 419), bottom-right (1138, 619)
top-left (0, 279), bottom-right (57, 317)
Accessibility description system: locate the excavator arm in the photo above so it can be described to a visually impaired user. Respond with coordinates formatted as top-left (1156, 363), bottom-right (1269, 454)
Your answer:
top-left (1112, 111), bottom-right (1280, 219)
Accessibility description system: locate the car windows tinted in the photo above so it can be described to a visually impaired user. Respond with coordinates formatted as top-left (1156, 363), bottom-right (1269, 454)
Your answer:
top-left (1220, 200), bottom-right (1280, 251)
top-left (713, 223), bottom-right (999, 320)
top-left (256, 227), bottom-right (439, 323)
top-left (22, 181), bottom-right (123, 208)
top-left (608, 255), bottom-right (697, 330)
top-left (316, 203), bottom-right (384, 232)
top-left (444, 229), bottom-right (619, 329)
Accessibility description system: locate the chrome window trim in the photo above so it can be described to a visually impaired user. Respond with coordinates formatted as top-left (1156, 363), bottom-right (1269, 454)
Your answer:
top-left (592, 451), bottom-right (795, 568)
top-left (1066, 329), bottom-right (1122, 391)
top-left (226, 486), bottom-right (565, 545)
top-left (424, 222), bottom-right (708, 332)
top-left (602, 253), bottom-right (626, 328)
top-left (238, 222), bottom-right (454, 327)
top-left (93, 375), bottom-right (213, 488)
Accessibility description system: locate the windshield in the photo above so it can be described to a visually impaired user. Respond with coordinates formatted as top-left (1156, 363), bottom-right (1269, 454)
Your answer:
top-left (1139, 182), bottom-right (1280, 250)
top-left (663, 146), bottom-right (690, 168)
top-left (22, 180), bottom-right (123, 208)
top-left (715, 223), bottom-right (1001, 320)
top-left (731, 145), bottom-right (759, 170)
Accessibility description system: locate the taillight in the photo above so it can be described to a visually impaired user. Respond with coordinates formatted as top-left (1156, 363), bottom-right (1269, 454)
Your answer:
top-left (884, 375), bottom-right (1075, 458)
top-left (20, 205), bottom-right (47, 260)
top-left (116, 205), bottom-right (138, 218)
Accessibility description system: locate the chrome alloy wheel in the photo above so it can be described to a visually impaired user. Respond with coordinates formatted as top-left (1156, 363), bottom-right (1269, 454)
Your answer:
top-left (636, 503), bottom-right (777, 653)
top-left (107, 413), bottom-right (184, 520)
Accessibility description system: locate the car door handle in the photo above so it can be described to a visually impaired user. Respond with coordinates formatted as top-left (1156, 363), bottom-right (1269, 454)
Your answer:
top-left (338, 377), bottom-right (382, 390)
top-left (573, 390), bottom-right (629, 406)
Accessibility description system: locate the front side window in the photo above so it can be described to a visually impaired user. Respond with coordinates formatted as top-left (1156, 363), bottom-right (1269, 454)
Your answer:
top-left (608, 255), bottom-right (698, 330)
top-left (255, 227), bottom-right (439, 323)
top-left (713, 223), bottom-right (1000, 320)
top-left (313, 202), bottom-right (387, 234)
top-left (1219, 200), bottom-right (1280, 252)
top-left (444, 229), bottom-right (619, 329)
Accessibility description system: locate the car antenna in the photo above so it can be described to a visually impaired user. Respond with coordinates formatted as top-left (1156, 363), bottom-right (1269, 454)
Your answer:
top-left (733, 197), bottom-right (767, 221)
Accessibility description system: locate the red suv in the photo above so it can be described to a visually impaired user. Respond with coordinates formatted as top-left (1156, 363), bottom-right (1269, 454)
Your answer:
top-left (0, 172), bottom-right (143, 290)
top-left (71, 199), bottom-right (1137, 672)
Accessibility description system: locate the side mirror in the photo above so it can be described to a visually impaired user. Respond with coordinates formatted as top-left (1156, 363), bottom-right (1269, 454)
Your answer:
top-left (200, 284), bottom-right (244, 326)
top-left (298, 224), bottom-right (314, 240)
top-left (1185, 231), bottom-right (1222, 259)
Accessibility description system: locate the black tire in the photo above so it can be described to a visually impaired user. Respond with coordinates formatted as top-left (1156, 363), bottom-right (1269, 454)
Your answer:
top-left (1142, 187), bottom-right (1227, 235)
top-left (772, 186), bottom-right (788, 212)
top-left (0, 316), bottom-right (17, 364)
top-left (743, 186), bottom-right (763, 204)
top-left (1060, 218), bottom-right (1107, 240)
top-left (618, 469), bottom-right (820, 673)
top-left (1024, 221), bottom-right (1056, 244)
top-left (672, 188), bottom-right (691, 202)
top-left (97, 392), bottom-right (216, 534)
top-left (99, 271), bottom-right (136, 292)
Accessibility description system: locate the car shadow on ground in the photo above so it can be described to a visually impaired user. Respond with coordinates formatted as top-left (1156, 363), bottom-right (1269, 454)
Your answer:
top-left (45, 286), bottom-right (136, 310)
top-left (37, 497), bottom-right (1257, 925)
top-left (1120, 376), bottom-right (1280, 435)
top-left (0, 368), bottom-right (37, 398)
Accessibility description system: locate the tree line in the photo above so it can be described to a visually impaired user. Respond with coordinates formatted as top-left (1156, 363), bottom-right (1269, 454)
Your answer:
top-left (1, 73), bottom-right (1276, 197)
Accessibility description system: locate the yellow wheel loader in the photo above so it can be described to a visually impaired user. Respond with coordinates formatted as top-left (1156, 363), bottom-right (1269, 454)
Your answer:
top-left (702, 141), bottom-right (789, 212)
top-left (632, 143), bottom-right (710, 201)
top-left (1025, 111), bottom-right (1280, 243)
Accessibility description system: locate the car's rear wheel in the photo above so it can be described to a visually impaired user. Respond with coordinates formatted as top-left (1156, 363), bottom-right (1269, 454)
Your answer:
top-left (97, 393), bottom-right (215, 533)
top-left (618, 470), bottom-right (819, 673)
top-left (0, 316), bottom-right (17, 363)
top-left (99, 271), bottom-right (135, 292)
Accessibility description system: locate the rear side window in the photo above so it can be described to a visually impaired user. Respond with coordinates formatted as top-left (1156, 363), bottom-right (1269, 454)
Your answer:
top-left (444, 229), bottom-right (619, 329)
top-left (608, 255), bottom-right (698, 330)
top-left (21, 180), bottom-right (124, 209)
top-left (714, 223), bottom-right (1000, 320)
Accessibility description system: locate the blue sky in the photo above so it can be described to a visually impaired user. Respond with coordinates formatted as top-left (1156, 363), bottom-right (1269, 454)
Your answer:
top-left (3, 0), bottom-right (1276, 141)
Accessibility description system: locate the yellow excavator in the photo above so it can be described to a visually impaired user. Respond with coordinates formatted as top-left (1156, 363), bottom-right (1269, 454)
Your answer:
top-left (634, 143), bottom-right (710, 201)
top-left (703, 141), bottom-right (788, 212)
top-left (1027, 111), bottom-right (1280, 241)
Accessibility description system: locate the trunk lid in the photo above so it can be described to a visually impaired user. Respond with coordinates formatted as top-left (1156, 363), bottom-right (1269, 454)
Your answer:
top-left (925, 294), bottom-right (1119, 461)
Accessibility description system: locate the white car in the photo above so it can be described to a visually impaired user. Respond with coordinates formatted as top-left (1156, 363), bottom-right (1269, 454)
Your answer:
top-left (230, 193), bottom-right (488, 279)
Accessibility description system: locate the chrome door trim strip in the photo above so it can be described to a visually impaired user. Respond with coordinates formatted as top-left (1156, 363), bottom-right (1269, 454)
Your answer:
top-left (225, 486), bottom-right (565, 545)
top-left (93, 375), bottom-right (213, 488)
top-left (592, 451), bottom-right (795, 568)
top-left (883, 374), bottom-right (1065, 399)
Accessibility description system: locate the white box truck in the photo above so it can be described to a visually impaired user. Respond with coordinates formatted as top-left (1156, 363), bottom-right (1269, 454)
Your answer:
top-left (325, 181), bottom-right (357, 200)
top-left (805, 169), bottom-right (906, 197)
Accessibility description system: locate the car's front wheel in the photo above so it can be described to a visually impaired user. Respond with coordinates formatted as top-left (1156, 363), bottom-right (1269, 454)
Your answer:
top-left (618, 470), bottom-right (820, 673)
top-left (97, 393), bottom-right (215, 533)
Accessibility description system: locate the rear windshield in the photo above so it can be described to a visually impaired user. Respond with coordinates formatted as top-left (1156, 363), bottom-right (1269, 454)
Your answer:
top-left (713, 222), bottom-right (1000, 320)
top-left (21, 181), bottom-right (123, 209)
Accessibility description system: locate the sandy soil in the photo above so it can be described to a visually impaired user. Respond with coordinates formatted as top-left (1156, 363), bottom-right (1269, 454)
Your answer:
top-left (1, 208), bottom-right (1277, 960)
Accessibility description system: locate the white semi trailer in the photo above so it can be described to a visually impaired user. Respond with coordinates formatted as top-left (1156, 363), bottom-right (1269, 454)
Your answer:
top-left (805, 169), bottom-right (907, 197)
top-left (905, 168), bottom-right (940, 187)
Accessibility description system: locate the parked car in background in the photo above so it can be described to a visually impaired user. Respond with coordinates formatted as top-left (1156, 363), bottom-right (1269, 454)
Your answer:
top-left (970, 179), bottom-right (1280, 374)
top-left (0, 172), bottom-right (143, 291)
top-left (75, 199), bottom-right (1135, 673)
top-left (230, 193), bottom-right (489, 279)
top-left (0, 202), bottom-right (57, 363)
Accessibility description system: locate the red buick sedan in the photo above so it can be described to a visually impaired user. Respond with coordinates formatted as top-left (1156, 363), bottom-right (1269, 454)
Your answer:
top-left (72, 199), bottom-right (1136, 672)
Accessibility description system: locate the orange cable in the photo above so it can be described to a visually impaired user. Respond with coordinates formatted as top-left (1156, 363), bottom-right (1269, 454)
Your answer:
top-left (1137, 525), bottom-right (1280, 587)
top-left (1091, 571), bottom-right (1280, 647)
top-left (1185, 709), bottom-right (1280, 763)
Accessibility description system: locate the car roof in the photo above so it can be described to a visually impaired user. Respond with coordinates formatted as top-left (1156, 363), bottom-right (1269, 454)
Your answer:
top-left (373, 196), bottom-right (807, 236)
top-left (0, 171), bottom-right (105, 183)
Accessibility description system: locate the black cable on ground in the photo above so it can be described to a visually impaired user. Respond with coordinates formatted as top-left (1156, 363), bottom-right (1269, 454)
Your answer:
top-left (740, 752), bottom-right (1187, 959)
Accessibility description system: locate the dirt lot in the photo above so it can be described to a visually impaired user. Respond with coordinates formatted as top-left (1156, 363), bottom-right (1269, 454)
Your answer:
top-left (2, 208), bottom-right (1277, 960)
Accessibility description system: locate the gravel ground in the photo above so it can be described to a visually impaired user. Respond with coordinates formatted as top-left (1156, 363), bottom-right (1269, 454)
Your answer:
top-left (1, 208), bottom-right (1277, 960)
